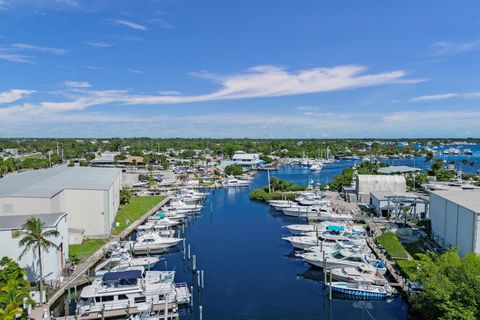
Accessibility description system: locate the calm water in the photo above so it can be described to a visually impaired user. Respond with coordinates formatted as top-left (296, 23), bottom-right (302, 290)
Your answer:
top-left (156, 163), bottom-right (408, 320)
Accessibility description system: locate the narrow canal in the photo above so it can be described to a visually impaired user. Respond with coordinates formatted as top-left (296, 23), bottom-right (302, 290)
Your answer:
top-left (160, 163), bottom-right (409, 320)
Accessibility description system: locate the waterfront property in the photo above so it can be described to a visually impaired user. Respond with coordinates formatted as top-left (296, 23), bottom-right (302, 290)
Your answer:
top-left (429, 189), bottom-right (480, 257)
top-left (0, 212), bottom-right (68, 282)
top-left (0, 166), bottom-right (122, 244)
top-left (221, 151), bottom-right (264, 168)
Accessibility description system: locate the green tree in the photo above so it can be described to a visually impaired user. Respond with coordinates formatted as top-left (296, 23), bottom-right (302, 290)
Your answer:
top-left (411, 250), bottom-right (480, 320)
top-left (0, 303), bottom-right (23, 320)
top-left (224, 165), bottom-right (243, 176)
top-left (120, 188), bottom-right (132, 205)
top-left (15, 218), bottom-right (60, 304)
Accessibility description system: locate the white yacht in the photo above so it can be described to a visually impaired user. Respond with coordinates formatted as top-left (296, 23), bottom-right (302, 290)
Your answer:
top-left (282, 205), bottom-right (331, 218)
top-left (143, 218), bottom-right (181, 229)
top-left (94, 248), bottom-right (160, 276)
top-left (131, 232), bottom-right (183, 254)
top-left (164, 200), bottom-right (202, 214)
top-left (331, 264), bottom-right (388, 285)
top-left (78, 270), bottom-right (190, 316)
top-left (297, 248), bottom-right (386, 272)
top-left (222, 177), bottom-right (250, 187)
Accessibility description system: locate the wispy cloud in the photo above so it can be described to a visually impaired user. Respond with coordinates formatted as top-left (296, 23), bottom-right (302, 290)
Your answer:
top-left (0, 50), bottom-right (35, 63)
top-left (64, 80), bottom-right (92, 88)
top-left (111, 19), bottom-right (147, 31)
top-left (12, 43), bottom-right (68, 55)
top-left (411, 92), bottom-right (480, 102)
top-left (430, 39), bottom-right (480, 56)
top-left (0, 89), bottom-right (35, 104)
top-left (85, 41), bottom-right (113, 48)
top-left (18, 64), bottom-right (422, 112)
top-left (410, 93), bottom-right (459, 102)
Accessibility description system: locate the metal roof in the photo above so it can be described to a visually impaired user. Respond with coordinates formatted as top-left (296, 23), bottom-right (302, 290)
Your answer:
top-left (0, 166), bottom-right (121, 198)
top-left (431, 190), bottom-right (480, 213)
top-left (377, 166), bottom-right (421, 174)
top-left (0, 212), bottom-right (66, 230)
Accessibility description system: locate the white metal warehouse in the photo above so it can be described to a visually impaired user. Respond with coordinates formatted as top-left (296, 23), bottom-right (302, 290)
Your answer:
top-left (0, 166), bottom-right (122, 244)
top-left (429, 190), bottom-right (480, 257)
top-left (0, 212), bottom-right (68, 282)
top-left (355, 174), bottom-right (406, 203)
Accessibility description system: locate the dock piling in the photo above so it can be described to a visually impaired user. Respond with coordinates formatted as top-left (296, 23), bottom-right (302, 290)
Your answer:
top-left (188, 245), bottom-right (191, 260)
top-left (190, 286), bottom-right (194, 307)
top-left (201, 270), bottom-right (204, 289)
top-left (199, 306), bottom-right (203, 320)
top-left (329, 271), bottom-right (332, 300)
top-left (192, 255), bottom-right (196, 271)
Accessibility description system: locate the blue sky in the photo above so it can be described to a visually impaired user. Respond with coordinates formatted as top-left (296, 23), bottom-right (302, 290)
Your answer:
top-left (1, 0), bottom-right (480, 138)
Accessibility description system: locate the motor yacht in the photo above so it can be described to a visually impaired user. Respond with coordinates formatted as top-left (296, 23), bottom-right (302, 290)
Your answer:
top-left (78, 270), bottom-right (190, 316)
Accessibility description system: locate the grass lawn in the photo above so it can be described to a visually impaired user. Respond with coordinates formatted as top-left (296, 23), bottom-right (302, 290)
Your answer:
top-left (396, 259), bottom-right (424, 280)
top-left (376, 232), bottom-right (409, 260)
top-left (112, 196), bottom-right (165, 235)
top-left (69, 239), bottom-right (107, 261)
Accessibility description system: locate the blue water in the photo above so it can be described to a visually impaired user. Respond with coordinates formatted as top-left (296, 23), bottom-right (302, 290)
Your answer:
top-left (155, 163), bottom-right (408, 320)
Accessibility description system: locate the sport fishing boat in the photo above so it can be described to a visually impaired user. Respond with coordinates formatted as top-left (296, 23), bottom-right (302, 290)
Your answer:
top-left (94, 248), bottom-right (160, 276)
top-left (282, 205), bottom-right (331, 218)
top-left (222, 177), bottom-right (250, 187)
top-left (326, 282), bottom-right (394, 298)
top-left (143, 218), bottom-right (181, 229)
top-left (297, 248), bottom-right (386, 272)
top-left (284, 223), bottom-right (347, 235)
top-left (331, 264), bottom-right (388, 285)
top-left (131, 232), bottom-right (183, 254)
top-left (78, 270), bottom-right (190, 316)
top-left (164, 200), bottom-right (202, 214)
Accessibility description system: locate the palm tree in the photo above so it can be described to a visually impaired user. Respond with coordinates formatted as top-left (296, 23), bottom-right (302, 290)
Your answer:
top-left (15, 218), bottom-right (59, 304)
top-left (0, 303), bottom-right (22, 320)
top-left (0, 279), bottom-right (31, 309)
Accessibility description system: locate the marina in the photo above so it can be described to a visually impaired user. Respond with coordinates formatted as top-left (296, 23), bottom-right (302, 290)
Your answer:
top-left (41, 162), bottom-right (410, 320)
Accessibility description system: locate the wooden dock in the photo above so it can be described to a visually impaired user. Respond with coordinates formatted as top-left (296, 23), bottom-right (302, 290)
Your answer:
top-left (29, 196), bottom-right (172, 320)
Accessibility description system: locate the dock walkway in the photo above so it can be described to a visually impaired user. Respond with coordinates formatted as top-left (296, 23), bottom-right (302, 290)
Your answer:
top-left (30, 196), bottom-right (171, 320)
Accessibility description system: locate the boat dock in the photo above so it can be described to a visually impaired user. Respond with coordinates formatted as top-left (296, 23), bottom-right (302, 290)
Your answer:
top-left (29, 196), bottom-right (172, 320)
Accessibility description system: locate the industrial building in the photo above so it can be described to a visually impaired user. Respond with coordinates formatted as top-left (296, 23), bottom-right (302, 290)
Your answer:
top-left (370, 191), bottom-right (428, 218)
top-left (429, 190), bottom-right (480, 257)
top-left (355, 174), bottom-right (406, 203)
top-left (0, 212), bottom-right (68, 282)
top-left (0, 166), bottom-right (122, 244)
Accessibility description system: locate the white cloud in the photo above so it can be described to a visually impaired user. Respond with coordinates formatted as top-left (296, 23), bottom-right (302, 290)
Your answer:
top-left (111, 19), bottom-right (147, 31)
top-left (85, 41), bottom-right (113, 48)
top-left (411, 92), bottom-right (480, 102)
top-left (0, 89), bottom-right (35, 103)
top-left (64, 80), bottom-right (92, 88)
top-left (9, 64), bottom-right (420, 112)
top-left (124, 65), bottom-right (422, 105)
top-left (12, 43), bottom-right (67, 55)
top-left (0, 50), bottom-right (34, 63)
top-left (430, 39), bottom-right (480, 56)
top-left (410, 93), bottom-right (459, 102)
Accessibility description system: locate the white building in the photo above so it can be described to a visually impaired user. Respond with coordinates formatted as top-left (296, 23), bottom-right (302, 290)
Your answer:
top-left (0, 167), bottom-right (122, 244)
top-left (429, 190), bottom-right (480, 257)
top-left (355, 174), bottom-right (406, 203)
top-left (221, 151), bottom-right (264, 168)
top-left (0, 212), bottom-right (68, 282)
